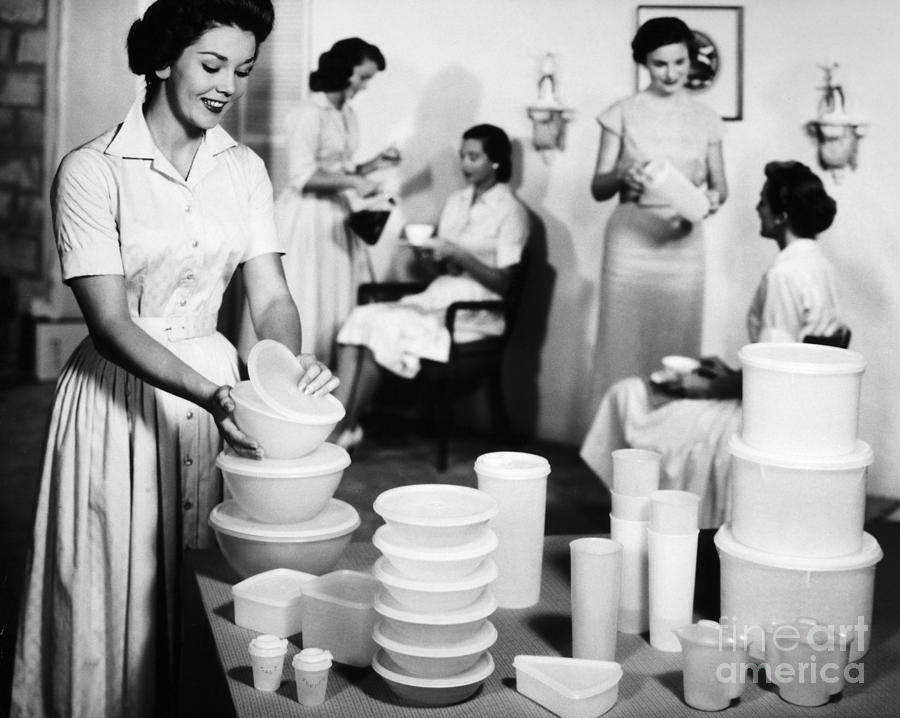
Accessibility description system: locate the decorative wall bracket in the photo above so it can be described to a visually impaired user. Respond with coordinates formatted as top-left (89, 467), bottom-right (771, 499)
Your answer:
top-left (805, 63), bottom-right (868, 179)
top-left (527, 54), bottom-right (575, 154)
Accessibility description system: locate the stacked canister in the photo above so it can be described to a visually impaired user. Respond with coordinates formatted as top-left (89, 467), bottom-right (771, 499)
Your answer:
top-left (715, 342), bottom-right (883, 663)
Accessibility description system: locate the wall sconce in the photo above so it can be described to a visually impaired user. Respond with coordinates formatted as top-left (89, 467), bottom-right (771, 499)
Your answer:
top-left (527, 53), bottom-right (575, 156)
top-left (805, 63), bottom-right (868, 180)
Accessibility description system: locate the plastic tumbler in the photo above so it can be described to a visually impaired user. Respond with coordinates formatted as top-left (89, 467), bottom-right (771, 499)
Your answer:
top-left (611, 449), bottom-right (661, 497)
top-left (475, 451), bottom-right (551, 608)
top-left (293, 647), bottom-right (333, 706)
top-left (248, 634), bottom-right (288, 692)
top-left (609, 514), bottom-right (649, 634)
top-left (570, 538), bottom-right (623, 661)
top-left (648, 528), bottom-right (699, 652)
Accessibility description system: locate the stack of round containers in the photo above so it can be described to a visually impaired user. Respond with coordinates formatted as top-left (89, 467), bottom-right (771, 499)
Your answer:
top-left (368, 485), bottom-right (500, 706)
top-left (208, 341), bottom-right (359, 578)
top-left (715, 343), bottom-right (883, 661)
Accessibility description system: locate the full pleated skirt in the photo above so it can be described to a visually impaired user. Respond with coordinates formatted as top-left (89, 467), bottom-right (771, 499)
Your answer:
top-left (11, 330), bottom-right (238, 718)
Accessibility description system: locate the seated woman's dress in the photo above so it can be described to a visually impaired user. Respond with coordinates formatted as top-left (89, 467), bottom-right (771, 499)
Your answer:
top-left (337, 182), bottom-right (528, 378)
top-left (580, 238), bottom-right (842, 527)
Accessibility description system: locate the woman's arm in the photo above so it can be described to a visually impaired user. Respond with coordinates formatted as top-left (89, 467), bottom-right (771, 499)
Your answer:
top-left (705, 141), bottom-right (728, 211)
top-left (590, 128), bottom-right (648, 202)
top-left (429, 240), bottom-right (515, 296)
top-left (355, 145), bottom-right (401, 176)
top-left (302, 168), bottom-right (380, 197)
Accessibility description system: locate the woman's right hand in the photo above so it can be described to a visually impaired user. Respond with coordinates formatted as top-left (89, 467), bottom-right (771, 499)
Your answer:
top-left (207, 385), bottom-right (264, 459)
top-left (619, 162), bottom-right (651, 194)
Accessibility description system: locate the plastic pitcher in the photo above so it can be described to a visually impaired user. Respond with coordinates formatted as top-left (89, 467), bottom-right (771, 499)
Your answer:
top-left (674, 620), bottom-right (750, 711)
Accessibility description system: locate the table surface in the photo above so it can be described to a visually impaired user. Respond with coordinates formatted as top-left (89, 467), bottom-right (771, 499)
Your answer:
top-left (187, 527), bottom-right (899, 717)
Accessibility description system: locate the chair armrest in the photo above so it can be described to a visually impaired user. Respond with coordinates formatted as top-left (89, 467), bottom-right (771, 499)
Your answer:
top-left (357, 281), bottom-right (428, 304)
top-left (444, 300), bottom-right (506, 333)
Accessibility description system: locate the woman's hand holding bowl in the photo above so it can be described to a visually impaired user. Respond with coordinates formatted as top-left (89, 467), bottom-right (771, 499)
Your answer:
top-left (296, 354), bottom-right (340, 397)
top-left (208, 385), bottom-right (263, 459)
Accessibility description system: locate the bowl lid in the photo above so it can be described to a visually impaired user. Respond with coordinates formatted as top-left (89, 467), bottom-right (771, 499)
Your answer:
top-left (374, 587), bottom-right (497, 624)
top-left (209, 499), bottom-right (360, 541)
top-left (216, 443), bottom-right (351, 477)
top-left (372, 556), bottom-right (498, 591)
top-left (372, 649), bottom-right (494, 688)
top-left (247, 340), bottom-right (346, 422)
top-left (373, 525), bottom-right (498, 560)
top-left (474, 451), bottom-right (550, 480)
top-left (738, 342), bottom-right (866, 375)
top-left (373, 484), bottom-right (497, 527)
top-left (374, 619), bottom-right (497, 657)
top-left (728, 435), bottom-right (873, 469)
top-left (714, 524), bottom-right (883, 571)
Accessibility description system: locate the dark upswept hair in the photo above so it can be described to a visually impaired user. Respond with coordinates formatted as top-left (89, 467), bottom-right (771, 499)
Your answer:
top-left (127, 0), bottom-right (274, 100)
top-left (309, 37), bottom-right (386, 93)
top-left (631, 16), bottom-right (697, 64)
top-left (462, 124), bottom-right (513, 183)
top-left (763, 161), bottom-right (837, 238)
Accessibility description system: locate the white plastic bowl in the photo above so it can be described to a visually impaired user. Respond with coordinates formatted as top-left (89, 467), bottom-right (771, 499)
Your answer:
top-left (373, 484), bottom-right (497, 547)
top-left (404, 223), bottom-right (435, 245)
top-left (373, 620), bottom-right (497, 678)
top-left (372, 556), bottom-right (497, 612)
top-left (372, 650), bottom-right (494, 707)
top-left (373, 524), bottom-right (497, 581)
top-left (230, 380), bottom-right (344, 460)
top-left (373, 589), bottom-right (497, 647)
top-left (715, 524), bottom-right (881, 662)
top-left (209, 499), bottom-right (359, 578)
top-left (513, 655), bottom-right (623, 718)
top-left (216, 443), bottom-right (350, 523)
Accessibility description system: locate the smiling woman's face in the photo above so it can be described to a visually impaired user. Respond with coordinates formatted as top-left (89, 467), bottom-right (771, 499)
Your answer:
top-left (645, 42), bottom-right (690, 95)
top-left (159, 24), bottom-right (257, 132)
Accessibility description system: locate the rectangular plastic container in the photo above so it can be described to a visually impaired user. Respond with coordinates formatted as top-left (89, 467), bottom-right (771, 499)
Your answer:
top-left (301, 569), bottom-right (380, 667)
top-left (729, 435), bottom-right (871, 557)
top-left (715, 525), bottom-right (882, 662)
top-left (232, 568), bottom-right (316, 637)
top-left (513, 655), bottom-right (622, 718)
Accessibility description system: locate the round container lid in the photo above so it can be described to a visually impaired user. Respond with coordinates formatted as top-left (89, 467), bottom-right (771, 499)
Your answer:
top-left (738, 342), bottom-right (866, 375)
top-left (714, 524), bottom-right (883, 571)
top-left (247, 340), bottom-right (346, 423)
top-left (209, 499), bottom-right (360, 542)
top-left (372, 649), bottom-right (494, 688)
top-left (248, 634), bottom-right (288, 657)
top-left (374, 587), bottom-right (497, 624)
top-left (729, 435), bottom-right (873, 469)
top-left (374, 619), bottom-right (497, 657)
top-left (293, 648), bottom-right (333, 671)
top-left (473, 451), bottom-right (551, 480)
top-left (373, 484), bottom-right (497, 527)
top-left (372, 556), bottom-right (498, 591)
top-left (216, 443), bottom-right (351, 478)
top-left (373, 525), bottom-right (497, 560)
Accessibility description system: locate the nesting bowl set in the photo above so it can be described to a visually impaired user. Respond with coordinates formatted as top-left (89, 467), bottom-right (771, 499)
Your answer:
top-left (368, 484), bottom-right (500, 706)
top-left (208, 341), bottom-right (358, 579)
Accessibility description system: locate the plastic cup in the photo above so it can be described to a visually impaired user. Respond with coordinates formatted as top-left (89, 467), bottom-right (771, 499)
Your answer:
top-left (248, 634), bottom-right (288, 692)
top-left (611, 449), bottom-right (661, 497)
top-left (609, 514), bottom-right (649, 634)
top-left (475, 452), bottom-right (551, 609)
top-left (570, 538), bottom-right (623, 661)
top-left (674, 620), bottom-right (749, 711)
top-left (648, 529), bottom-right (699, 652)
top-left (649, 490), bottom-right (700, 535)
top-left (610, 491), bottom-right (650, 521)
top-left (293, 648), bottom-right (333, 706)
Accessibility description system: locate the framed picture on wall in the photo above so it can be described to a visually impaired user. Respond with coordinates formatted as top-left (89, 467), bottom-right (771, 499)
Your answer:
top-left (636, 5), bottom-right (744, 121)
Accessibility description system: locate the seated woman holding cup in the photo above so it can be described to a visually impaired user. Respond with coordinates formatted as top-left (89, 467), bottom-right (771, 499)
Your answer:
top-left (581, 160), bottom-right (844, 527)
top-left (330, 124), bottom-right (529, 448)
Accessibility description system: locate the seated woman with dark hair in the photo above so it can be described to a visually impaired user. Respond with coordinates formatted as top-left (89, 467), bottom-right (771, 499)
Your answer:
top-left (331, 123), bottom-right (529, 448)
top-left (581, 160), bottom-right (844, 527)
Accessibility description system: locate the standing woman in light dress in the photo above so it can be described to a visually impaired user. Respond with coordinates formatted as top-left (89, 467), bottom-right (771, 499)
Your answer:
top-left (588, 16), bottom-right (727, 403)
top-left (239, 37), bottom-right (400, 366)
top-left (11, 2), bottom-right (336, 716)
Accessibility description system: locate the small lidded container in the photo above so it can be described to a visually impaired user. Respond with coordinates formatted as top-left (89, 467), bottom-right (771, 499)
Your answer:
top-left (293, 648), bottom-right (333, 706)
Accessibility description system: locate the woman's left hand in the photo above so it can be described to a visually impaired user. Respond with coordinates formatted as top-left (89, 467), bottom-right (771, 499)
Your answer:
top-left (296, 354), bottom-right (340, 397)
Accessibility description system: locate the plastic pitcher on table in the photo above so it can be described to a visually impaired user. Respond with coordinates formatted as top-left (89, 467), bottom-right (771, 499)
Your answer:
top-left (674, 620), bottom-right (750, 711)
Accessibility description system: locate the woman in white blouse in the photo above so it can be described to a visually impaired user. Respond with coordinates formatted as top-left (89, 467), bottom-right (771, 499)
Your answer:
top-left (331, 124), bottom-right (529, 448)
top-left (239, 37), bottom-right (400, 365)
top-left (581, 161), bottom-right (842, 527)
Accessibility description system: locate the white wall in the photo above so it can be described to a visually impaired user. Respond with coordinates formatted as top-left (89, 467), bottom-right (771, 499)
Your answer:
top-left (305, 0), bottom-right (900, 500)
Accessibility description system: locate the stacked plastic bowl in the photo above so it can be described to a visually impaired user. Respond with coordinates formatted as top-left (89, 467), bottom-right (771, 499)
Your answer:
top-left (208, 341), bottom-right (359, 578)
top-left (369, 484), bottom-right (500, 706)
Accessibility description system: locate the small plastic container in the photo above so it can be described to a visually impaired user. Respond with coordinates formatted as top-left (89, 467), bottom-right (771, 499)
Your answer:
top-left (372, 649), bottom-right (494, 707)
top-left (729, 435), bottom-right (871, 557)
top-left (247, 634), bottom-right (288, 692)
top-left (739, 342), bottom-right (866, 457)
top-left (293, 648), bottom-right (332, 707)
top-left (372, 556), bottom-right (497, 613)
top-left (373, 589), bottom-right (497, 647)
top-left (373, 524), bottom-right (497, 581)
top-left (373, 620), bottom-right (497, 678)
top-left (513, 655), bottom-right (623, 718)
top-left (609, 491), bottom-right (650, 521)
top-left (216, 443), bottom-right (350, 524)
top-left (232, 568), bottom-right (316, 637)
top-left (300, 570), bottom-right (380, 667)
top-left (209, 499), bottom-right (359, 579)
top-left (373, 484), bottom-right (497, 547)
top-left (715, 524), bottom-right (881, 661)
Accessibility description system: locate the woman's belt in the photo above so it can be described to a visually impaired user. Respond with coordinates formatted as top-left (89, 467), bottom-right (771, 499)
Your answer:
top-left (132, 313), bottom-right (218, 342)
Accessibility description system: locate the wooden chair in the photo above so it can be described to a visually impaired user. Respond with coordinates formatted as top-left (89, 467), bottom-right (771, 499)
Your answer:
top-left (802, 325), bottom-right (851, 349)
top-left (356, 256), bottom-right (528, 470)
